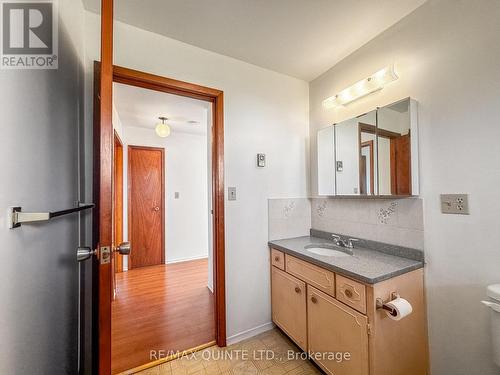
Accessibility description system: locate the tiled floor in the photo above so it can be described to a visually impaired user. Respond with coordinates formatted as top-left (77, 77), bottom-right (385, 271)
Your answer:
top-left (135, 329), bottom-right (323, 375)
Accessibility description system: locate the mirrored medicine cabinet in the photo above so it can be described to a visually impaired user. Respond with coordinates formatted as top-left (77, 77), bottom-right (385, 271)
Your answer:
top-left (317, 97), bottom-right (419, 197)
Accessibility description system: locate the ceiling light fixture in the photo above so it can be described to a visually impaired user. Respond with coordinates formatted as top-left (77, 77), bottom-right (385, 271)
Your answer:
top-left (155, 116), bottom-right (171, 138)
top-left (322, 65), bottom-right (399, 109)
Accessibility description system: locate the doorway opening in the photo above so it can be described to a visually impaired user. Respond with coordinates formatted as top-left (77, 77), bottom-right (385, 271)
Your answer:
top-left (95, 64), bottom-right (226, 374)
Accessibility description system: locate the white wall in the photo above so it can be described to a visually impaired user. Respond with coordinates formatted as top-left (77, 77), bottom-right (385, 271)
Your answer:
top-left (309, 1), bottom-right (500, 374)
top-left (122, 126), bottom-right (209, 264)
top-left (85, 12), bottom-right (310, 340)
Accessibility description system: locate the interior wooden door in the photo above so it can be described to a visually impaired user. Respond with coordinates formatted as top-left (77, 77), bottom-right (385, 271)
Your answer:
top-left (128, 146), bottom-right (164, 268)
top-left (390, 134), bottom-right (411, 195)
top-left (271, 267), bottom-right (307, 350)
top-left (93, 0), bottom-right (114, 373)
top-left (307, 285), bottom-right (369, 375)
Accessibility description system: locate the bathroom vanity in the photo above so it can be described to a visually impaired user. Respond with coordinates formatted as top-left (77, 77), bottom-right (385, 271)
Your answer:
top-left (269, 232), bottom-right (428, 375)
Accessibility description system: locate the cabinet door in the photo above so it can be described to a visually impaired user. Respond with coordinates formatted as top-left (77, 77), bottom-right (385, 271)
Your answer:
top-left (307, 286), bottom-right (369, 375)
top-left (271, 267), bottom-right (307, 350)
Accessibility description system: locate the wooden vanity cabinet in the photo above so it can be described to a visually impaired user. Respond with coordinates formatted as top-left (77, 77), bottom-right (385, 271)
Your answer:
top-left (308, 286), bottom-right (369, 375)
top-left (271, 266), bottom-right (307, 350)
top-left (270, 250), bottom-right (428, 375)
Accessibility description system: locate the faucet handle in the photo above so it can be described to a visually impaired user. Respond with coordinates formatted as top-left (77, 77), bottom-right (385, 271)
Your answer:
top-left (331, 234), bottom-right (341, 245)
top-left (346, 238), bottom-right (359, 248)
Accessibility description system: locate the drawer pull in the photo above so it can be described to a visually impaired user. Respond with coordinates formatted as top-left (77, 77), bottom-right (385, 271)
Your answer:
top-left (345, 288), bottom-right (353, 298)
top-left (311, 296), bottom-right (318, 304)
top-left (295, 286), bottom-right (301, 294)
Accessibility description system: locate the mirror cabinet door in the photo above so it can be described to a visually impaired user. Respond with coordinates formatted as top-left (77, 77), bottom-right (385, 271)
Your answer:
top-left (317, 126), bottom-right (335, 195)
top-left (316, 98), bottom-right (418, 197)
top-left (334, 110), bottom-right (377, 196)
top-left (377, 98), bottom-right (417, 196)
top-left (358, 111), bottom-right (378, 196)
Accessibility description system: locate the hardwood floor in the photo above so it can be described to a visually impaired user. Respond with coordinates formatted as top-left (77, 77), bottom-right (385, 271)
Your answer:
top-left (112, 259), bottom-right (214, 374)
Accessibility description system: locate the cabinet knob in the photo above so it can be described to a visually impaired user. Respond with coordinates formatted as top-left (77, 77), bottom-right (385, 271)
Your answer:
top-left (294, 286), bottom-right (301, 294)
top-left (311, 296), bottom-right (318, 304)
top-left (345, 288), bottom-right (353, 298)
top-left (274, 256), bottom-right (280, 262)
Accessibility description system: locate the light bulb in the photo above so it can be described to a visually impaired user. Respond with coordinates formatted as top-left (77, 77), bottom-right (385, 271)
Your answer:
top-left (155, 117), bottom-right (171, 137)
top-left (155, 122), bottom-right (171, 137)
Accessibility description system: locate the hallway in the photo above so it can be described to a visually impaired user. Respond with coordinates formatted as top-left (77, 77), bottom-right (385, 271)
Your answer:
top-left (112, 259), bottom-right (214, 374)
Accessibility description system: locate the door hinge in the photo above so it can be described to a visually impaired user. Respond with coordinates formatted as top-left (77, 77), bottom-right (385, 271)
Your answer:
top-left (367, 323), bottom-right (372, 335)
top-left (100, 246), bottom-right (111, 264)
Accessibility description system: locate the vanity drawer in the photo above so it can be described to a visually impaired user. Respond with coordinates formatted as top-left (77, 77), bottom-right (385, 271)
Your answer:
top-left (271, 248), bottom-right (285, 270)
top-left (285, 255), bottom-right (335, 297)
top-left (336, 274), bottom-right (367, 314)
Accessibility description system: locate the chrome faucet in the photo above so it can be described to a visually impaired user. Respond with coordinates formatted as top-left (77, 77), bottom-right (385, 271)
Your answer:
top-left (331, 234), bottom-right (359, 249)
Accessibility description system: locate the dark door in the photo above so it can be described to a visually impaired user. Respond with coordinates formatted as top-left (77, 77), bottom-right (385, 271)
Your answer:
top-left (128, 146), bottom-right (164, 268)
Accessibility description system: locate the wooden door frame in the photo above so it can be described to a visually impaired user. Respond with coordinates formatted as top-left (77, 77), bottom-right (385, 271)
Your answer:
top-left (94, 60), bottom-right (226, 374)
top-left (127, 145), bottom-right (166, 268)
top-left (114, 65), bottom-right (226, 347)
top-left (114, 131), bottom-right (124, 273)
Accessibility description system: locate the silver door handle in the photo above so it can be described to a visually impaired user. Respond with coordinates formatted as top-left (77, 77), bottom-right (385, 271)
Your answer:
top-left (116, 242), bottom-right (131, 255)
top-left (153, 206), bottom-right (160, 211)
top-left (77, 247), bottom-right (96, 262)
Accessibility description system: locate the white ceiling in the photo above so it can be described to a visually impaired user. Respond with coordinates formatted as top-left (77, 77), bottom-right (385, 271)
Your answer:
top-left (113, 82), bottom-right (209, 135)
top-left (83, 0), bottom-right (426, 81)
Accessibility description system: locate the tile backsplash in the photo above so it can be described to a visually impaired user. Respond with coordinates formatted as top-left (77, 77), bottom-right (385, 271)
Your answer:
top-left (311, 198), bottom-right (424, 250)
top-left (268, 197), bottom-right (424, 250)
top-left (268, 198), bottom-right (311, 240)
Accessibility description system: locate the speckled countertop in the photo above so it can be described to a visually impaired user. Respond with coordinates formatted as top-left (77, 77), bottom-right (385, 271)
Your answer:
top-left (268, 236), bottom-right (424, 284)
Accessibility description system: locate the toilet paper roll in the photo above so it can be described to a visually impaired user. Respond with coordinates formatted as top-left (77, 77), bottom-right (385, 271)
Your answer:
top-left (384, 297), bottom-right (413, 321)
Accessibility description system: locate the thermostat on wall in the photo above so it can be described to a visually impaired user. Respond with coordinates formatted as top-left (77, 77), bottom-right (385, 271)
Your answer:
top-left (257, 153), bottom-right (266, 167)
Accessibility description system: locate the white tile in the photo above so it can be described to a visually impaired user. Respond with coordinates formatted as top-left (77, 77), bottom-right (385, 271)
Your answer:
top-left (376, 225), bottom-right (400, 246)
top-left (371, 200), bottom-right (399, 226)
top-left (397, 228), bottom-right (425, 250)
top-left (397, 198), bottom-right (424, 230)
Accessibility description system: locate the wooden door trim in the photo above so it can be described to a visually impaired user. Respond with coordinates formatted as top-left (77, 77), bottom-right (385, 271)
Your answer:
top-left (360, 140), bottom-right (374, 195)
top-left (127, 145), bottom-right (165, 268)
top-left (94, 62), bottom-right (226, 350)
top-left (114, 131), bottom-right (124, 273)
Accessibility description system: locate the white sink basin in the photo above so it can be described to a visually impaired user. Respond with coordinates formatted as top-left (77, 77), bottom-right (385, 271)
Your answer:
top-left (305, 247), bottom-right (351, 257)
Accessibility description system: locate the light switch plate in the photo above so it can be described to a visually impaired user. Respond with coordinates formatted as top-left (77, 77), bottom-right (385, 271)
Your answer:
top-left (228, 187), bottom-right (237, 201)
top-left (440, 194), bottom-right (469, 215)
top-left (257, 153), bottom-right (266, 167)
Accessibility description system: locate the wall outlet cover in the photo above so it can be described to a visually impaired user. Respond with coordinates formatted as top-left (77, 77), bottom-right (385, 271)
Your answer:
top-left (440, 194), bottom-right (469, 215)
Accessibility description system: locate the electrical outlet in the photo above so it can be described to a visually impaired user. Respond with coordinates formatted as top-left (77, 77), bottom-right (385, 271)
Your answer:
top-left (174, 192), bottom-right (180, 199)
top-left (440, 194), bottom-right (469, 215)
top-left (228, 187), bottom-right (237, 201)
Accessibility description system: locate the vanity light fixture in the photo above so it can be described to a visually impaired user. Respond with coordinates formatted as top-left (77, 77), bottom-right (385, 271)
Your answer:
top-left (322, 65), bottom-right (399, 109)
top-left (155, 116), bottom-right (171, 138)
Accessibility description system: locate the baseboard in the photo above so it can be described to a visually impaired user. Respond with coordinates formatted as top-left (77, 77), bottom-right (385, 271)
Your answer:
top-left (227, 322), bottom-right (275, 346)
top-left (166, 255), bottom-right (208, 264)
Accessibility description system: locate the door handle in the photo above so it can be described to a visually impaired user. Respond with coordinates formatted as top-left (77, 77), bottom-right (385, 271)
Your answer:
top-left (77, 247), bottom-right (96, 262)
top-left (153, 206), bottom-right (160, 211)
top-left (115, 242), bottom-right (131, 255)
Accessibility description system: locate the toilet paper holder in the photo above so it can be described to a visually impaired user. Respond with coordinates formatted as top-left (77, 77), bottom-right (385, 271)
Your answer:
top-left (376, 292), bottom-right (400, 315)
